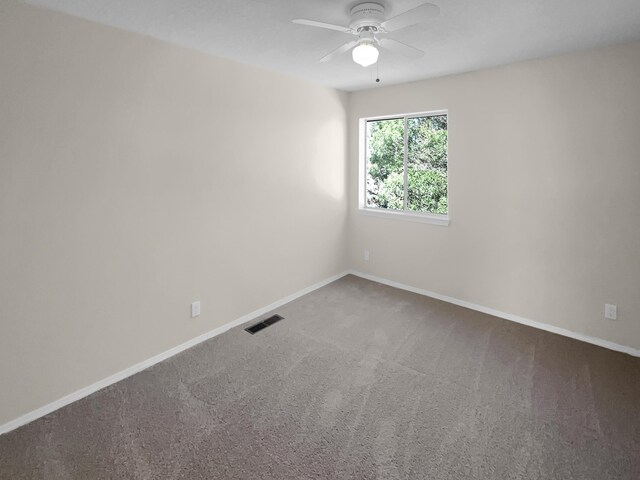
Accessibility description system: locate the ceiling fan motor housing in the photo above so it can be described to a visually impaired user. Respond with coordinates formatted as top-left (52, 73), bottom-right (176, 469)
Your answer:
top-left (349, 2), bottom-right (385, 32)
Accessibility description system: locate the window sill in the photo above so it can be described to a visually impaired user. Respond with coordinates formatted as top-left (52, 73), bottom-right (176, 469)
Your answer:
top-left (358, 207), bottom-right (450, 226)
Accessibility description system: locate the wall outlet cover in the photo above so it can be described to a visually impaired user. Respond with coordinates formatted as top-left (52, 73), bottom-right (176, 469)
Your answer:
top-left (191, 301), bottom-right (201, 318)
top-left (604, 303), bottom-right (617, 320)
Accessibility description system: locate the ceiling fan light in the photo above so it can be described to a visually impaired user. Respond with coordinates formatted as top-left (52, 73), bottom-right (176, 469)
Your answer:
top-left (352, 43), bottom-right (379, 67)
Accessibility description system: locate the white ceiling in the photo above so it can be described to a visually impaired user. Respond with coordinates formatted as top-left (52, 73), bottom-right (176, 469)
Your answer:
top-left (23, 0), bottom-right (640, 91)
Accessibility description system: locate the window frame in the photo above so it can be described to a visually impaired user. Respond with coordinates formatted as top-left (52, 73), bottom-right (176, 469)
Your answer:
top-left (358, 109), bottom-right (450, 226)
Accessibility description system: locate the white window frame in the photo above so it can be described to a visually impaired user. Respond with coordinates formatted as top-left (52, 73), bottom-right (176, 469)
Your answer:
top-left (358, 110), bottom-right (449, 226)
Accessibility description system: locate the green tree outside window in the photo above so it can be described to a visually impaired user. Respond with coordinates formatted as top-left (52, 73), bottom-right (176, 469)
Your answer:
top-left (366, 114), bottom-right (447, 215)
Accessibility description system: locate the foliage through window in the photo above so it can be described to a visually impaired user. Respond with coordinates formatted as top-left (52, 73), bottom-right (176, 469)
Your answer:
top-left (365, 112), bottom-right (448, 216)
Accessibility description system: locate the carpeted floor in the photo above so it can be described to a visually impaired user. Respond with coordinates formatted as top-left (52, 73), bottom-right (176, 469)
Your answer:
top-left (1, 275), bottom-right (639, 479)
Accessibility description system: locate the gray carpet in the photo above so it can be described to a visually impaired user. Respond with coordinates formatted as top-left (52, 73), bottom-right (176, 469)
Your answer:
top-left (1, 275), bottom-right (639, 479)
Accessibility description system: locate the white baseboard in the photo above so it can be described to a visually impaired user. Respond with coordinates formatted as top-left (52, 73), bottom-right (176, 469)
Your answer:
top-left (0, 270), bottom-right (350, 436)
top-left (348, 270), bottom-right (640, 358)
top-left (3, 268), bottom-right (637, 435)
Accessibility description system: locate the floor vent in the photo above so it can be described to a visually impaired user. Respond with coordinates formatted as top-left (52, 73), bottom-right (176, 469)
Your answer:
top-left (245, 314), bottom-right (284, 335)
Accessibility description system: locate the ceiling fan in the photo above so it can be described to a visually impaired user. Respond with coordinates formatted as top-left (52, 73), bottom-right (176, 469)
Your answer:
top-left (292, 2), bottom-right (440, 67)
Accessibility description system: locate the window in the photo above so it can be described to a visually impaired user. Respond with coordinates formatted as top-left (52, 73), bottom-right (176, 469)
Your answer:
top-left (360, 111), bottom-right (448, 225)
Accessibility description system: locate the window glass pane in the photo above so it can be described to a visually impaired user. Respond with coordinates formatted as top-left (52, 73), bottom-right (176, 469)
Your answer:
top-left (366, 118), bottom-right (404, 210)
top-left (407, 115), bottom-right (448, 214)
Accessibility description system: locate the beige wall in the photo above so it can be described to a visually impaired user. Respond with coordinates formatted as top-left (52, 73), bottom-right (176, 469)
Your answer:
top-left (349, 42), bottom-right (640, 351)
top-left (0, 1), bottom-right (348, 425)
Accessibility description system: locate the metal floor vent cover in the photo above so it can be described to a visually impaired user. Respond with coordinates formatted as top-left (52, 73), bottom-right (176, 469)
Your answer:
top-left (245, 314), bottom-right (284, 334)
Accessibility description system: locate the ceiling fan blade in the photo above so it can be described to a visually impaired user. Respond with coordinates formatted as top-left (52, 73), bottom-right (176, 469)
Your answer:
top-left (378, 38), bottom-right (425, 59)
top-left (320, 40), bottom-right (358, 62)
top-left (292, 19), bottom-right (352, 33)
top-left (381, 3), bottom-right (440, 32)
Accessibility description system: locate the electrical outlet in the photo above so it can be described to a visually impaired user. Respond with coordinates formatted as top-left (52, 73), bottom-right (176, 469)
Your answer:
top-left (191, 301), bottom-right (201, 318)
top-left (364, 249), bottom-right (370, 262)
top-left (604, 304), bottom-right (617, 320)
